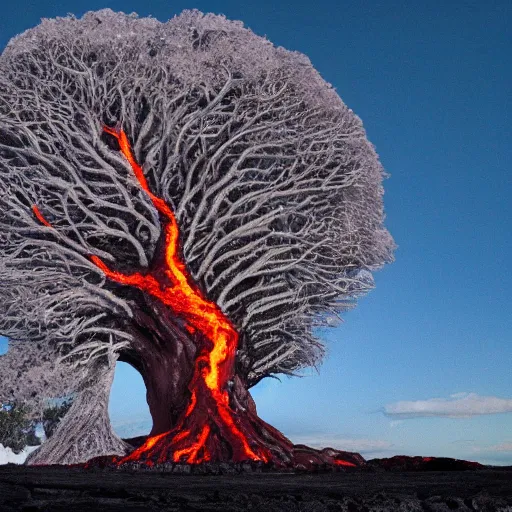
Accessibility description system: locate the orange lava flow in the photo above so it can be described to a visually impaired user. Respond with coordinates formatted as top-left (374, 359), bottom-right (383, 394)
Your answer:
top-left (32, 205), bottom-right (52, 228)
top-left (334, 460), bottom-right (357, 467)
top-left (126, 430), bottom-right (170, 462)
top-left (32, 124), bottom-right (267, 465)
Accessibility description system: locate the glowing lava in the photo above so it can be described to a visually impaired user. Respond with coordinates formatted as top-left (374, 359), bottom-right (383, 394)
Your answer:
top-left (334, 460), bottom-right (357, 467)
top-left (33, 124), bottom-right (271, 465)
top-left (31, 123), bottom-right (366, 471)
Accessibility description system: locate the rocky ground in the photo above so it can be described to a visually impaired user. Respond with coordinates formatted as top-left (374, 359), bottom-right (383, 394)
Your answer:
top-left (1, 457), bottom-right (511, 511)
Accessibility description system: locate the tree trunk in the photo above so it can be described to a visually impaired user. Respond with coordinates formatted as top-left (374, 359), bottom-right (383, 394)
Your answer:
top-left (104, 284), bottom-right (363, 470)
top-left (100, 361), bottom-right (364, 470)
top-left (123, 296), bottom-right (198, 436)
top-left (26, 361), bottom-right (130, 465)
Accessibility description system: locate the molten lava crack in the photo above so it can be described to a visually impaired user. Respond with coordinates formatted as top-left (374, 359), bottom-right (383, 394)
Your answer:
top-left (32, 123), bottom-right (364, 470)
top-left (33, 124), bottom-right (273, 465)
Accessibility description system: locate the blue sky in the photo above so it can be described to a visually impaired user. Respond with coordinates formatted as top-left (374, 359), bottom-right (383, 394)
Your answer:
top-left (1, 0), bottom-right (510, 465)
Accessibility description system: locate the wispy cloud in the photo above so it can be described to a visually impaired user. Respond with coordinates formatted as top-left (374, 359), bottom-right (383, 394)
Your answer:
top-left (288, 435), bottom-right (393, 453)
top-left (470, 443), bottom-right (512, 457)
top-left (111, 417), bottom-right (151, 438)
top-left (383, 392), bottom-right (512, 419)
top-left (488, 443), bottom-right (512, 452)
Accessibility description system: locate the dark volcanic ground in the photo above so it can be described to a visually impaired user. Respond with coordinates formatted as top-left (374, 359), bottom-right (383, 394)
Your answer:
top-left (1, 458), bottom-right (512, 511)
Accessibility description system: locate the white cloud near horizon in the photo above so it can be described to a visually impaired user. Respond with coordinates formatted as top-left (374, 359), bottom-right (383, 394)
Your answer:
top-left (489, 443), bottom-right (512, 452)
top-left (111, 415), bottom-right (151, 427)
top-left (383, 392), bottom-right (512, 419)
top-left (111, 416), bottom-right (152, 439)
top-left (470, 443), bottom-right (512, 455)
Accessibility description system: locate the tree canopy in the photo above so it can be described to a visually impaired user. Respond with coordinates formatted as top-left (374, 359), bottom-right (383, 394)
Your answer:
top-left (0, 9), bottom-right (395, 399)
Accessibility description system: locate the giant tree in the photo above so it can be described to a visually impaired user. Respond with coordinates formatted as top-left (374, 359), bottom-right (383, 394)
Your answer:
top-left (0, 9), bottom-right (395, 468)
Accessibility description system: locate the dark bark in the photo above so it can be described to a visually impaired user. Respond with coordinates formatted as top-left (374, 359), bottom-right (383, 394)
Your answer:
top-left (112, 289), bottom-right (294, 466)
top-left (120, 295), bottom-right (198, 436)
top-left (115, 296), bottom-right (363, 469)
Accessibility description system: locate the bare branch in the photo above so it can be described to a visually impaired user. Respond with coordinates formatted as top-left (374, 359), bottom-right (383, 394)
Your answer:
top-left (0, 8), bottom-right (395, 393)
